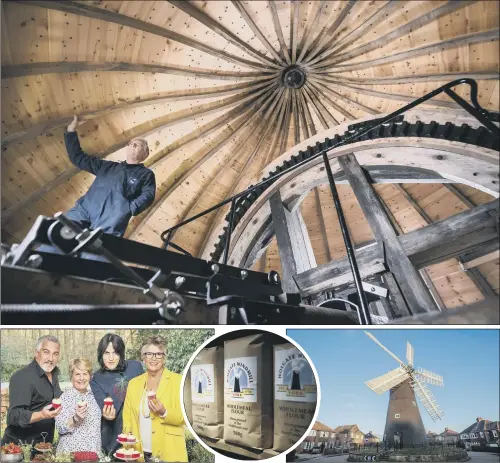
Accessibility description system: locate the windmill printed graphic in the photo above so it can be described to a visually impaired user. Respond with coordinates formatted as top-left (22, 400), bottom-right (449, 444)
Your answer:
top-left (364, 332), bottom-right (444, 448)
top-left (286, 357), bottom-right (306, 390)
top-left (233, 367), bottom-right (242, 393)
top-left (197, 373), bottom-right (203, 394)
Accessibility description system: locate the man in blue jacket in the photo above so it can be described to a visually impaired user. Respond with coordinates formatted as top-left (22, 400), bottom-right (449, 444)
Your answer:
top-left (64, 115), bottom-right (156, 237)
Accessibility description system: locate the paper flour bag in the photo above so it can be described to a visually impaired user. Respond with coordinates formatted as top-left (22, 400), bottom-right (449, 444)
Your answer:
top-left (190, 346), bottom-right (224, 439)
top-left (273, 343), bottom-right (317, 452)
top-left (223, 333), bottom-right (274, 449)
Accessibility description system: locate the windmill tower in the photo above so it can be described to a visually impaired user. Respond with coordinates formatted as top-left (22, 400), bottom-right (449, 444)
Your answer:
top-left (364, 332), bottom-right (444, 448)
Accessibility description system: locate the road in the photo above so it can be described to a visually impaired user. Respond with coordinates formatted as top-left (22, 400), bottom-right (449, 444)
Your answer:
top-left (295, 451), bottom-right (499, 463)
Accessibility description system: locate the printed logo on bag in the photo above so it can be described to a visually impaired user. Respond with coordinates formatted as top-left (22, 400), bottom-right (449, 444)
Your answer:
top-left (224, 356), bottom-right (258, 402)
top-left (129, 178), bottom-right (137, 185)
top-left (275, 347), bottom-right (316, 402)
top-left (191, 364), bottom-right (215, 403)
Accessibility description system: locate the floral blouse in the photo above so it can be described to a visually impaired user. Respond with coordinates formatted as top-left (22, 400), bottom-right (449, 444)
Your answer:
top-left (55, 387), bottom-right (101, 456)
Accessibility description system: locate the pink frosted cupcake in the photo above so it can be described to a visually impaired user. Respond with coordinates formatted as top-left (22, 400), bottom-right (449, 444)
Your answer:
top-left (52, 398), bottom-right (62, 409)
top-left (117, 433), bottom-right (127, 443)
top-left (104, 397), bottom-right (113, 407)
top-left (126, 433), bottom-right (136, 444)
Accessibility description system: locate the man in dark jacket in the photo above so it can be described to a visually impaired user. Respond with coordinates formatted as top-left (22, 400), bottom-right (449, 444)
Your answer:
top-left (1, 335), bottom-right (62, 446)
top-left (64, 115), bottom-right (156, 237)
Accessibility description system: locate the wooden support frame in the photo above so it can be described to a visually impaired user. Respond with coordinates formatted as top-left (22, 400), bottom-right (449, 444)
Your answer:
top-left (269, 190), bottom-right (316, 292)
top-left (337, 153), bottom-right (438, 313)
top-left (295, 200), bottom-right (499, 297)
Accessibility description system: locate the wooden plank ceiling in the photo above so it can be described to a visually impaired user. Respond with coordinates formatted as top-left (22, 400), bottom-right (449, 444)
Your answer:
top-left (1, 1), bottom-right (499, 307)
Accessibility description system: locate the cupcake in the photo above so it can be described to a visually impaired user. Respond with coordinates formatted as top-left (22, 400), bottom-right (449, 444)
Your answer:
top-left (117, 433), bottom-right (127, 443)
top-left (116, 448), bottom-right (125, 459)
top-left (104, 397), bottom-right (113, 407)
top-left (123, 449), bottom-right (134, 458)
top-left (52, 398), bottom-right (62, 409)
top-left (147, 390), bottom-right (156, 400)
top-left (126, 433), bottom-right (136, 443)
top-left (77, 400), bottom-right (87, 407)
top-left (131, 450), bottom-right (140, 459)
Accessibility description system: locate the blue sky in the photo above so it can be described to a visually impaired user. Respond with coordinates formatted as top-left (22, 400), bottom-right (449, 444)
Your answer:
top-left (287, 329), bottom-right (499, 437)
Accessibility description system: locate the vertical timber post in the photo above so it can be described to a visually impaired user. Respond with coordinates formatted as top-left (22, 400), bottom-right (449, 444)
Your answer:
top-left (322, 152), bottom-right (372, 325)
top-left (338, 153), bottom-right (438, 314)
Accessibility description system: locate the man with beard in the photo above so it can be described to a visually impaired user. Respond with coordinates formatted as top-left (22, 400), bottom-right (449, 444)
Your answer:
top-left (1, 336), bottom-right (63, 446)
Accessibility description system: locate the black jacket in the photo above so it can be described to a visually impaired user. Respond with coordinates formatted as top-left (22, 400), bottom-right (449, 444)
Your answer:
top-left (64, 131), bottom-right (155, 237)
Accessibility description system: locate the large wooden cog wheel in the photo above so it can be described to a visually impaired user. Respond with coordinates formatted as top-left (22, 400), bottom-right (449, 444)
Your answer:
top-left (1, 1), bottom-right (499, 310)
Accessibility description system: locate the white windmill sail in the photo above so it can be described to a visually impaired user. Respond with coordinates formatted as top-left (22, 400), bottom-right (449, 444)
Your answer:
top-left (410, 376), bottom-right (444, 421)
top-left (365, 367), bottom-right (410, 394)
top-left (364, 332), bottom-right (405, 364)
top-left (406, 341), bottom-right (414, 366)
top-left (416, 368), bottom-right (444, 387)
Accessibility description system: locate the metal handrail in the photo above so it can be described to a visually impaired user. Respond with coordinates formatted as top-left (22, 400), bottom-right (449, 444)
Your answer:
top-left (158, 78), bottom-right (499, 324)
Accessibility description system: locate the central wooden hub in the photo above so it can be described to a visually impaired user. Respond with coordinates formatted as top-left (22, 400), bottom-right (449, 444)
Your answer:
top-left (281, 65), bottom-right (306, 89)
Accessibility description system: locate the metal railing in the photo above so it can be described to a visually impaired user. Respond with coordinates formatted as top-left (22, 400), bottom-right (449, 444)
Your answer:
top-left (159, 79), bottom-right (500, 325)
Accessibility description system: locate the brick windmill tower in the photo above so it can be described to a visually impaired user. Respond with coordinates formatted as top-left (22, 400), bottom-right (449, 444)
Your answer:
top-left (364, 332), bottom-right (444, 448)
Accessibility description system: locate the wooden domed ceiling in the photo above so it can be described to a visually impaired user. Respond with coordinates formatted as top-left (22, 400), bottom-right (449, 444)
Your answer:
top-left (1, 1), bottom-right (499, 308)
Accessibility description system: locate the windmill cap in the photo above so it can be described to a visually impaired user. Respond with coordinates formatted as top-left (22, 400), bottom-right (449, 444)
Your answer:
top-left (476, 417), bottom-right (483, 422)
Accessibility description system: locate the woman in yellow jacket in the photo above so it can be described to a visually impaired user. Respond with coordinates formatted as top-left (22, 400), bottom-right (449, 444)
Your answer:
top-left (122, 336), bottom-right (188, 462)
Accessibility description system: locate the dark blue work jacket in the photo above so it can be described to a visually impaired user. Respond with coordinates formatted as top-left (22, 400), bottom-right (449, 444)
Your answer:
top-left (64, 132), bottom-right (155, 237)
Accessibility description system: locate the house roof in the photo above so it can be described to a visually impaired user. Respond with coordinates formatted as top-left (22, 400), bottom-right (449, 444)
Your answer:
top-left (312, 421), bottom-right (336, 433)
top-left (460, 419), bottom-right (500, 435)
top-left (364, 432), bottom-right (380, 440)
top-left (440, 428), bottom-right (459, 437)
top-left (333, 425), bottom-right (361, 433)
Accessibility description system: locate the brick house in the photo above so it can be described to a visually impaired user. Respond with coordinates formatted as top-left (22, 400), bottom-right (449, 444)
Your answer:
top-left (459, 418), bottom-right (500, 448)
top-left (439, 428), bottom-right (459, 444)
top-left (297, 421), bottom-right (336, 453)
top-left (364, 431), bottom-right (381, 446)
top-left (333, 425), bottom-right (365, 450)
top-left (427, 431), bottom-right (439, 444)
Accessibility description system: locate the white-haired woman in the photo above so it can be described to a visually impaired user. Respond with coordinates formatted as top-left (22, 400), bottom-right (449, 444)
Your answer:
top-left (123, 336), bottom-right (187, 462)
top-left (55, 358), bottom-right (101, 456)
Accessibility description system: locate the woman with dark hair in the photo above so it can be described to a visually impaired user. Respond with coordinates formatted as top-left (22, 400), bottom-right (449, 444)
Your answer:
top-left (90, 333), bottom-right (143, 456)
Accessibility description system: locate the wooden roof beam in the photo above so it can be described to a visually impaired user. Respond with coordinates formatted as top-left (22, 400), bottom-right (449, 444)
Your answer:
top-left (316, 79), bottom-right (458, 109)
top-left (309, 0), bottom-right (474, 68)
top-left (290, 0), bottom-right (300, 64)
top-left (1, 61), bottom-right (279, 80)
top-left (268, 0), bottom-right (291, 65)
top-left (322, 71), bottom-right (500, 86)
top-left (1, 79), bottom-right (273, 147)
top-left (14, 0), bottom-right (267, 70)
top-left (196, 90), bottom-right (289, 257)
top-left (313, 28), bottom-right (499, 72)
top-left (311, 1), bottom-right (399, 65)
top-left (308, 78), bottom-right (379, 116)
top-left (301, 0), bottom-right (356, 65)
top-left (296, 1), bottom-right (327, 64)
top-left (169, 0), bottom-right (281, 70)
top-left (231, 1), bottom-right (286, 67)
